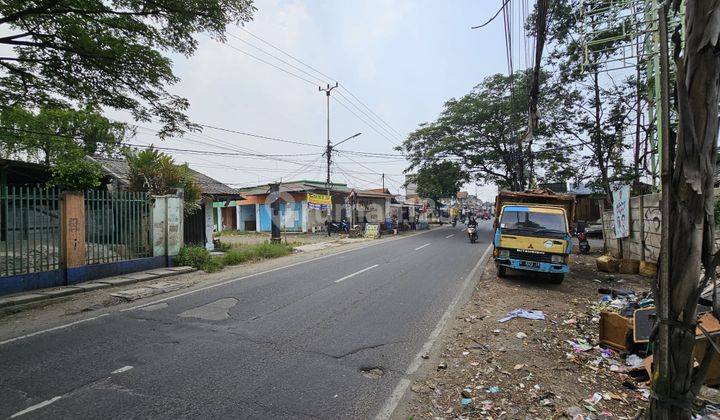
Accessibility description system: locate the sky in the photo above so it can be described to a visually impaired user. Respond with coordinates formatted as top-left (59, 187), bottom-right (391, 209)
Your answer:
top-left (117, 0), bottom-right (518, 202)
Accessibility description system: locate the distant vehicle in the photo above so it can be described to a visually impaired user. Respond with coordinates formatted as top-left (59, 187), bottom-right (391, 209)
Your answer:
top-left (492, 190), bottom-right (575, 284)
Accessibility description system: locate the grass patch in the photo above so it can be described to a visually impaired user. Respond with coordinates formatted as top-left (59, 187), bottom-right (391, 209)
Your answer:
top-left (250, 242), bottom-right (293, 259)
top-left (177, 242), bottom-right (293, 273)
top-left (222, 249), bottom-right (253, 265)
top-left (221, 242), bottom-right (293, 266)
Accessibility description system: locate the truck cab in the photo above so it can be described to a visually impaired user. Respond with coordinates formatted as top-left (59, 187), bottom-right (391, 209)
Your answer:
top-left (493, 196), bottom-right (574, 284)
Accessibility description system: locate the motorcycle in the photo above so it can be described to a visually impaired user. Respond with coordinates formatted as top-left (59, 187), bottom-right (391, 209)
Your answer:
top-left (327, 220), bottom-right (349, 234)
top-left (467, 225), bottom-right (478, 244)
top-left (578, 232), bottom-right (590, 254)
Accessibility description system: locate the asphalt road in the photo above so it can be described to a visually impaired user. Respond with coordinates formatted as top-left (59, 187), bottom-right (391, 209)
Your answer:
top-left (0, 222), bottom-right (494, 419)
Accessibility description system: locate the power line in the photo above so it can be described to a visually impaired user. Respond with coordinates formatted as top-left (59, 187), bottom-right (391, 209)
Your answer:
top-left (227, 32), bottom-right (329, 86)
top-left (198, 123), bottom-right (324, 148)
top-left (472, 0), bottom-right (512, 29)
top-left (334, 89), bottom-right (403, 144)
top-left (337, 84), bottom-right (405, 140)
top-left (218, 29), bottom-right (405, 150)
top-left (235, 28), bottom-right (336, 83)
top-left (332, 95), bottom-right (400, 146)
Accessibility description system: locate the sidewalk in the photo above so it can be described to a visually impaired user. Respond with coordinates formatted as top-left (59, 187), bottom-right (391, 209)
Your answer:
top-left (397, 249), bottom-right (652, 419)
top-left (0, 266), bottom-right (196, 310)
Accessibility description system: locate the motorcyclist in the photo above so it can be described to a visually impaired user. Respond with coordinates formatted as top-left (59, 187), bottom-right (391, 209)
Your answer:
top-left (467, 216), bottom-right (478, 229)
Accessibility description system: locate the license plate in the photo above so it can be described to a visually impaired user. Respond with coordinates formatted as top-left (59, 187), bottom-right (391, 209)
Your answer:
top-left (521, 261), bottom-right (539, 268)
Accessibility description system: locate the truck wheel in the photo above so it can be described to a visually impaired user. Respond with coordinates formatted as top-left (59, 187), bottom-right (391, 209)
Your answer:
top-left (497, 265), bottom-right (507, 278)
top-left (549, 273), bottom-right (564, 284)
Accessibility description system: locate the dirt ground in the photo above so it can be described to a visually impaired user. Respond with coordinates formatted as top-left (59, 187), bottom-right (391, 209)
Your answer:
top-left (399, 246), bottom-right (653, 420)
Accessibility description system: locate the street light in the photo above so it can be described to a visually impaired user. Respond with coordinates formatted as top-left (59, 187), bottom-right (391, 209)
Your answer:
top-left (333, 132), bottom-right (362, 147)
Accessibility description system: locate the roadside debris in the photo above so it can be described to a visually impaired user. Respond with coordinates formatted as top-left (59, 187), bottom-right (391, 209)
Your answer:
top-left (499, 308), bottom-right (546, 323)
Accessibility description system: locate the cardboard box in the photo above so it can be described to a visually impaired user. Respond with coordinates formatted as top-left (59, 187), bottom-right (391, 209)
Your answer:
top-left (639, 261), bottom-right (657, 277)
top-left (599, 311), bottom-right (633, 350)
top-left (619, 259), bottom-right (640, 274)
top-left (597, 255), bottom-right (620, 273)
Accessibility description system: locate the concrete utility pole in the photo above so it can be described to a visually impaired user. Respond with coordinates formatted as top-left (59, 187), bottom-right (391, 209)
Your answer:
top-left (319, 83), bottom-right (339, 189)
top-left (319, 82), bottom-right (338, 235)
top-left (382, 173), bottom-right (385, 190)
top-left (269, 182), bottom-right (281, 243)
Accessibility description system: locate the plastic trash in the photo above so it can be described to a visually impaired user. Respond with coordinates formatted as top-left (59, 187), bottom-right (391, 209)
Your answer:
top-left (499, 309), bottom-right (546, 323)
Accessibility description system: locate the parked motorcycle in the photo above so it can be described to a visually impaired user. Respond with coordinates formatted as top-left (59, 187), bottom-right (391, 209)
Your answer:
top-left (578, 232), bottom-right (591, 254)
top-left (327, 220), bottom-right (349, 234)
top-left (467, 226), bottom-right (478, 244)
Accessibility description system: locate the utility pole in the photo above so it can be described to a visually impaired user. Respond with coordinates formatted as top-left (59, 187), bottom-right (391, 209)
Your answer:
top-left (319, 82), bottom-right (338, 236)
top-left (382, 173), bottom-right (385, 190)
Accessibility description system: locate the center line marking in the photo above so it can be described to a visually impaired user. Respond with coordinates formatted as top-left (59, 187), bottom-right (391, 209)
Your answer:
top-left (414, 243), bottom-right (431, 251)
top-left (10, 396), bottom-right (62, 418)
top-left (445, 234), bottom-right (455, 238)
top-left (334, 264), bottom-right (379, 283)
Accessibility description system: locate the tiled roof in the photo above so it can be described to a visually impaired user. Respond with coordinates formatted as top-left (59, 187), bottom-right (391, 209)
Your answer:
top-left (89, 156), bottom-right (239, 197)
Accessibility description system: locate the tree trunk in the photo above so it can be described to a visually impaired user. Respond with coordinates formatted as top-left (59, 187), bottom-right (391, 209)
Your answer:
top-left (648, 1), bottom-right (720, 418)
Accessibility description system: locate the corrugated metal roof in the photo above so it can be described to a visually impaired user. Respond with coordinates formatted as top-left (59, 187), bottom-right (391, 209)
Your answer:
top-left (240, 181), bottom-right (351, 196)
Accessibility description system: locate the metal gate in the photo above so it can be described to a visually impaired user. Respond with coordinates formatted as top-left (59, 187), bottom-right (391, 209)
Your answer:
top-left (0, 186), bottom-right (61, 277)
top-left (183, 207), bottom-right (206, 246)
top-left (85, 190), bottom-right (152, 264)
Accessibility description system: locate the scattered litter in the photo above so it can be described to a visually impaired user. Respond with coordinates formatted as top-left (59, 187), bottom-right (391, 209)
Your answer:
top-left (567, 338), bottom-right (593, 352)
top-left (461, 397), bottom-right (473, 406)
top-left (461, 388), bottom-right (473, 398)
top-left (584, 392), bottom-right (602, 405)
top-left (563, 318), bottom-right (578, 325)
top-left (437, 362), bottom-right (447, 371)
top-left (499, 309), bottom-right (546, 323)
top-left (513, 363), bottom-right (525, 370)
top-left (625, 354), bottom-right (644, 369)
top-left (486, 386), bottom-right (501, 394)
top-left (516, 332), bottom-right (528, 339)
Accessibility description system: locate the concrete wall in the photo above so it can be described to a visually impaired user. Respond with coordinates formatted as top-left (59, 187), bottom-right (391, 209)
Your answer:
top-left (602, 193), bottom-right (661, 262)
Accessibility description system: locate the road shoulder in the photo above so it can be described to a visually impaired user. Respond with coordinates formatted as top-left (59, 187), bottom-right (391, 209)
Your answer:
top-left (394, 250), bottom-right (651, 419)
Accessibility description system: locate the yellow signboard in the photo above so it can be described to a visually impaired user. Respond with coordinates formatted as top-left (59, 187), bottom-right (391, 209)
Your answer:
top-left (307, 193), bottom-right (332, 205)
top-left (364, 223), bottom-right (380, 239)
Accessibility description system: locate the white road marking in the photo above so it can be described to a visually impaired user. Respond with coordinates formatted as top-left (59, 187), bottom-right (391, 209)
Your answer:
top-left (10, 396), bottom-right (62, 418)
top-left (111, 365), bottom-right (133, 374)
top-left (121, 228), bottom-right (435, 312)
top-left (414, 243), bottom-right (431, 251)
top-left (375, 244), bottom-right (493, 420)
top-left (334, 264), bottom-right (379, 284)
top-left (0, 314), bottom-right (109, 346)
top-left (445, 234), bottom-right (455, 238)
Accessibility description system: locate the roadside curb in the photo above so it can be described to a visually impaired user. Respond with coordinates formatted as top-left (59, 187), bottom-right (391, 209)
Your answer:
top-left (0, 266), bottom-right (196, 310)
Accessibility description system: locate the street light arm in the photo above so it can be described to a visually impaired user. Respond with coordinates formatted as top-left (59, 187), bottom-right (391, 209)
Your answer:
top-left (333, 132), bottom-right (362, 147)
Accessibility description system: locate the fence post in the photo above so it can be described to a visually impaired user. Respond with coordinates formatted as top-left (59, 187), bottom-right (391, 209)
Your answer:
top-left (60, 192), bottom-right (86, 283)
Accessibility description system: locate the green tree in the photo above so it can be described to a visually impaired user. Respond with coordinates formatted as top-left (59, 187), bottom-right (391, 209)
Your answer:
top-left (0, 105), bottom-right (127, 189)
top-left (0, 0), bottom-right (256, 137)
top-left (407, 161), bottom-right (467, 207)
top-left (126, 146), bottom-right (202, 214)
top-left (544, 0), bottom-right (647, 198)
top-left (401, 70), bottom-right (578, 191)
